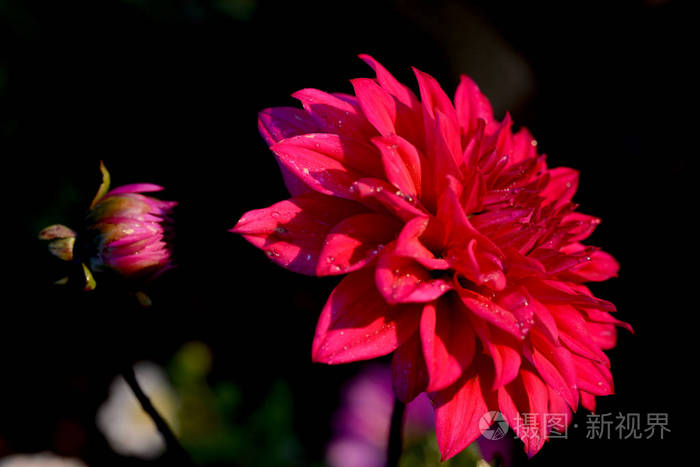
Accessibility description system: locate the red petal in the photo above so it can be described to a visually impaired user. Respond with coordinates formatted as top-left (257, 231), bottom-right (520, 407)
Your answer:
top-left (312, 269), bottom-right (421, 364)
top-left (540, 167), bottom-right (579, 207)
top-left (571, 355), bottom-right (614, 396)
top-left (359, 54), bottom-right (418, 108)
top-left (454, 74), bottom-right (494, 140)
top-left (276, 133), bottom-right (385, 179)
top-left (432, 371), bottom-right (488, 461)
top-left (421, 298), bottom-right (476, 392)
top-left (317, 213), bottom-right (401, 276)
top-left (271, 140), bottom-right (364, 199)
top-left (231, 193), bottom-right (367, 275)
top-left (375, 244), bottom-right (452, 304)
top-left (351, 177), bottom-right (427, 221)
top-left (372, 136), bottom-right (419, 198)
top-left (563, 249), bottom-right (620, 282)
top-left (393, 217), bottom-right (450, 270)
top-left (460, 289), bottom-right (526, 339)
top-left (392, 330), bottom-right (428, 403)
top-left (351, 78), bottom-right (397, 136)
top-left (292, 88), bottom-right (376, 139)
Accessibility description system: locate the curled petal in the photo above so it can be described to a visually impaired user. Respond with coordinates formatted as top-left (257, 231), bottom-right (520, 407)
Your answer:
top-left (317, 213), bottom-right (400, 276)
top-left (375, 244), bottom-right (452, 304)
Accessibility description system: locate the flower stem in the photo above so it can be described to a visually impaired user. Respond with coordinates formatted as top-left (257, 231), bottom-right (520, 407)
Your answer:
top-left (122, 365), bottom-right (195, 465)
top-left (387, 397), bottom-right (405, 466)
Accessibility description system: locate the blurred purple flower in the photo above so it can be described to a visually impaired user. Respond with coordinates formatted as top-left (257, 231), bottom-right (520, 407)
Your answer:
top-left (327, 364), bottom-right (513, 466)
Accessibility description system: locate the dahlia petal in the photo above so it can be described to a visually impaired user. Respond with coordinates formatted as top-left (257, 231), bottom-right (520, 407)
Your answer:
top-left (276, 133), bottom-right (385, 179)
top-left (586, 322), bottom-right (617, 350)
top-left (351, 177), bottom-right (427, 221)
top-left (550, 304), bottom-right (610, 365)
top-left (519, 369), bottom-right (549, 457)
top-left (316, 213), bottom-right (401, 276)
top-left (581, 307), bottom-right (633, 333)
top-left (372, 135), bottom-right (422, 197)
top-left (421, 298), bottom-right (476, 392)
top-left (564, 249), bottom-right (620, 282)
top-left (292, 88), bottom-right (376, 139)
top-left (393, 217), bottom-right (450, 270)
top-left (526, 279), bottom-right (616, 312)
top-left (351, 78), bottom-right (397, 136)
top-left (509, 127), bottom-right (538, 165)
top-left (375, 244), bottom-right (452, 304)
top-left (359, 54), bottom-right (418, 108)
top-left (372, 136), bottom-right (418, 198)
top-left (571, 355), bottom-right (614, 396)
top-left (432, 372), bottom-right (488, 462)
top-left (540, 167), bottom-right (579, 206)
top-left (105, 183), bottom-right (164, 197)
top-left (231, 193), bottom-right (367, 275)
top-left (312, 269), bottom-right (421, 364)
top-left (460, 289), bottom-right (525, 339)
top-left (454, 74), bottom-right (494, 140)
top-left (413, 68), bottom-right (460, 158)
top-left (258, 108), bottom-right (318, 196)
top-left (392, 330), bottom-right (429, 403)
top-left (468, 316), bottom-right (521, 389)
top-left (258, 106), bottom-right (320, 145)
top-left (271, 141), bottom-right (364, 199)
top-left (526, 332), bottom-right (578, 409)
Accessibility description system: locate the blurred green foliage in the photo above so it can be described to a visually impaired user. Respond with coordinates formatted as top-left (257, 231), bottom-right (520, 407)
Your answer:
top-left (168, 341), bottom-right (309, 466)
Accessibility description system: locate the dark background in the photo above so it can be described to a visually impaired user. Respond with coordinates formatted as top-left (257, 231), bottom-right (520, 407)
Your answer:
top-left (1, 0), bottom-right (691, 465)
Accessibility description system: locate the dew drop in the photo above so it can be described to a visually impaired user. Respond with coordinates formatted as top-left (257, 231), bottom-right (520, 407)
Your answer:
top-left (306, 254), bottom-right (312, 261)
top-left (275, 226), bottom-right (288, 234)
top-left (271, 211), bottom-right (280, 218)
top-left (303, 168), bottom-right (310, 175)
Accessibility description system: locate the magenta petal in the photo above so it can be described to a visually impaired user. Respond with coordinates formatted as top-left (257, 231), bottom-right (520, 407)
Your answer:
top-left (258, 106), bottom-right (320, 145)
top-left (460, 289), bottom-right (525, 339)
top-left (278, 133), bottom-right (385, 179)
top-left (372, 136), bottom-right (419, 198)
top-left (359, 54), bottom-right (418, 108)
top-left (421, 298), bottom-right (476, 392)
top-left (271, 140), bottom-right (364, 199)
top-left (454, 74), bottom-right (494, 139)
top-left (540, 167), bottom-right (579, 206)
top-left (351, 78), bottom-right (397, 136)
top-left (105, 183), bottom-right (164, 197)
top-left (394, 217), bottom-right (450, 270)
top-left (231, 193), bottom-right (367, 275)
top-left (392, 330), bottom-right (429, 403)
top-left (352, 177), bottom-right (428, 222)
top-left (375, 244), bottom-right (452, 304)
top-left (571, 355), bottom-right (614, 396)
top-left (312, 268), bottom-right (421, 364)
top-left (317, 213), bottom-right (401, 276)
top-left (292, 88), bottom-right (376, 139)
top-left (432, 372), bottom-right (488, 462)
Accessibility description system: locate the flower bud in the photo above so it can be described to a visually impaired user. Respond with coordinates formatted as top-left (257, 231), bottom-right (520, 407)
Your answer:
top-left (40, 162), bottom-right (176, 289)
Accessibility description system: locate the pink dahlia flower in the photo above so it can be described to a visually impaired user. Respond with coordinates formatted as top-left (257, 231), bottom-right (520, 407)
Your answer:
top-left (40, 162), bottom-right (176, 290)
top-left (232, 56), bottom-right (631, 459)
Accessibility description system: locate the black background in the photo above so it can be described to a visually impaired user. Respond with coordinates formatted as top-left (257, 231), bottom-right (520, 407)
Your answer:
top-left (1, 0), bottom-right (691, 465)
